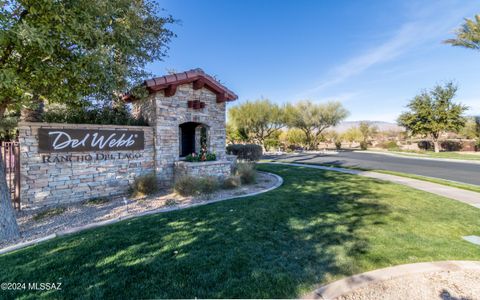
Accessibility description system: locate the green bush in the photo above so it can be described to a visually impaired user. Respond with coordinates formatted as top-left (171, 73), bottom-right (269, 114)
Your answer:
top-left (205, 152), bottom-right (216, 161)
top-left (33, 207), bottom-right (66, 221)
top-left (360, 141), bottom-right (368, 150)
top-left (335, 141), bottom-right (342, 150)
top-left (174, 176), bottom-right (198, 196)
top-left (222, 175), bottom-right (242, 189)
top-left (185, 152), bottom-right (216, 162)
top-left (174, 175), bottom-right (220, 196)
top-left (226, 144), bottom-right (263, 161)
top-left (198, 176), bottom-right (220, 194)
top-left (236, 162), bottom-right (257, 184)
top-left (42, 103), bottom-right (148, 126)
top-left (418, 140), bottom-right (434, 151)
top-left (131, 173), bottom-right (158, 198)
top-left (440, 140), bottom-right (463, 151)
top-left (378, 141), bottom-right (399, 150)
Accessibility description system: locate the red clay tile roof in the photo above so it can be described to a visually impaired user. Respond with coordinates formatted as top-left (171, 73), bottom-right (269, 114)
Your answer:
top-left (125, 68), bottom-right (238, 102)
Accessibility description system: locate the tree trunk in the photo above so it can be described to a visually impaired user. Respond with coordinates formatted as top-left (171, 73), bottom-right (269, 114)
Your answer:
top-left (0, 102), bottom-right (7, 118)
top-left (433, 139), bottom-right (440, 153)
top-left (0, 155), bottom-right (19, 241)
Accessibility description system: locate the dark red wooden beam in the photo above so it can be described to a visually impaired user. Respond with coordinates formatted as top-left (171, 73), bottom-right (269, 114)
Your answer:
top-left (164, 84), bottom-right (177, 97)
top-left (192, 79), bottom-right (205, 90)
top-left (216, 92), bottom-right (227, 103)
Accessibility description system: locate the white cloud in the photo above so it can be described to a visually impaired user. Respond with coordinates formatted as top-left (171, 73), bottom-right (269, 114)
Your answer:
top-left (294, 91), bottom-right (360, 104)
top-left (297, 2), bottom-right (478, 99)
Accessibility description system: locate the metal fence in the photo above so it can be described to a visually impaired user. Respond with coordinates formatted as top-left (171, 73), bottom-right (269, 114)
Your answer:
top-left (1, 141), bottom-right (21, 210)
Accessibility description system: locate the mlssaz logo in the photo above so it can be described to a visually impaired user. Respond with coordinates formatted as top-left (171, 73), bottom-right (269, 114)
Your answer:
top-left (38, 128), bottom-right (145, 152)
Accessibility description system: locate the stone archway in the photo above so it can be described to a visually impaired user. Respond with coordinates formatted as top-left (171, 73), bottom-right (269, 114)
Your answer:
top-left (178, 122), bottom-right (210, 157)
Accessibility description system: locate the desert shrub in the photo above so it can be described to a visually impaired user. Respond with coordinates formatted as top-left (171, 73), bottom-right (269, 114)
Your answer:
top-left (131, 173), bottom-right (158, 197)
top-left (335, 141), bottom-right (342, 150)
top-left (440, 140), bottom-right (463, 151)
top-left (378, 141), bottom-right (399, 150)
top-left (226, 144), bottom-right (263, 161)
top-left (85, 197), bottom-right (110, 206)
top-left (33, 207), bottom-right (66, 221)
top-left (236, 162), bottom-right (257, 184)
top-left (223, 175), bottom-right (242, 189)
top-left (360, 141), bottom-right (368, 150)
top-left (164, 199), bottom-right (177, 206)
top-left (174, 176), bottom-right (198, 196)
top-left (198, 176), bottom-right (220, 194)
top-left (418, 140), bottom-right (434, 151)
top-left (264, 138), bottom-right (280, 152)
top-left (174, 175), bottom-right (220, 196)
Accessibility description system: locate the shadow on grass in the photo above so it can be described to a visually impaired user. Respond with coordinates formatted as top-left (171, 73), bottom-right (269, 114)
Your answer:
top-left (0, 165), bottom-right (389, 299)
top-left (264, 153), bottom-right (362, 169)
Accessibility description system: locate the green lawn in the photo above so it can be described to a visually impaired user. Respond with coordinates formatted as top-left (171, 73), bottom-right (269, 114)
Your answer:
top-left (1, 165), bottom-right (479, 299)
top-left (264, 160), bottom-right (480, 194)
top-left (378, 149), bottom-right (480, 161)
top-left (374, 170), bottom-right (480, 194)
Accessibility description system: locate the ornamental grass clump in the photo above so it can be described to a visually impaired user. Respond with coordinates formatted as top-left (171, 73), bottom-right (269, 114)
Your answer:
top-left (130, 173), bottom-right (158, 198)
top-left (236, 162), bottom-right (257, 184)
top-left (222, 175), bottom-right (242, 189)
top-left (174, 175), bottom-right (220, 196)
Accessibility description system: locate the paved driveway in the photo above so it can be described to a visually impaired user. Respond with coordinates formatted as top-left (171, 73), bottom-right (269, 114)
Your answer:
top-left (264, 151), bottom-right (480, 186)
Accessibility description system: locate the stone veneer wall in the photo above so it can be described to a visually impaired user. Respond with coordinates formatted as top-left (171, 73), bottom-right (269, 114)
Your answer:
top-left (133, 83), bottom-right (228, 185)
top-left (18, 122), bottom-right (155, 208)
top-left (174, 161), bottom-right (232, 179)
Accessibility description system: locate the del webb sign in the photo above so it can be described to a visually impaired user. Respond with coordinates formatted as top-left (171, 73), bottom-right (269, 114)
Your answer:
top-left (38, 128), bottom-right (144, 152)
top-left (38, 128), bottom-right (145, 163)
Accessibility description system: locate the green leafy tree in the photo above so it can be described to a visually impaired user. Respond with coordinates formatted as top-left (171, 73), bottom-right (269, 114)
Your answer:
top-left (285, 100), bottom-right (349, 150)
top-left (226, 122), bottom-right (249, 144)
top-left (280, 128), bottom-right (308, 149)
top-left (0, 0), bottom-right (175, 240)
top-left (358, 121), bottom-right (378, 150)
top-left (445, 14), bottom-right (480, 50)
top-left (263, 131), bottom-right (282, 152)
top-left (228, 99), bottom-right (285, 148)
top-left (397, 82), bottom-right (468, 153)
top-left (460, 116), bottom-right (480, 140)
top-left (0, 109), bottom-right (19, 140)
top-left (341, 127), bottom-right (362, 148)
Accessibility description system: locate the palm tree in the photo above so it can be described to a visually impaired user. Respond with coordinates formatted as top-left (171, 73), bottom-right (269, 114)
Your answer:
top-left (444, 14), bottom-right (480, 50)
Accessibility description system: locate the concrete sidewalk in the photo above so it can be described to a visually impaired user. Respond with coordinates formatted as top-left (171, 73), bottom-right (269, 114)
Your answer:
top-left (268, 162), bottom-right (480, 208)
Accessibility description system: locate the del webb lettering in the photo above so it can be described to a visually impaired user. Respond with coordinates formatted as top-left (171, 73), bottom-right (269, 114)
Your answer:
top-left (38, 128), bottom-right (145, 152)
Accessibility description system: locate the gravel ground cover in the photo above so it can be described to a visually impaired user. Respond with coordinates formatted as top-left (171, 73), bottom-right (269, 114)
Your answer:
top-left (338, 270), bottom-right (480, 300)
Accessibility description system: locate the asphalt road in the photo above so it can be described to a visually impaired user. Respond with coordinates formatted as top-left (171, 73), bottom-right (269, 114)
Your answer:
top-left (264, 151), bottom-right (480, 186)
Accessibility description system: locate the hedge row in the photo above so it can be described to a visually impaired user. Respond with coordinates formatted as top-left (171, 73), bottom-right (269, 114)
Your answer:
top-left (226, 144), bottom-right (263, 161)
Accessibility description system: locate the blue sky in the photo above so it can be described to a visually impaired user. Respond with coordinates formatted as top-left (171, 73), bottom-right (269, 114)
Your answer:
top-left (148, 0), bottom-right (480, 122)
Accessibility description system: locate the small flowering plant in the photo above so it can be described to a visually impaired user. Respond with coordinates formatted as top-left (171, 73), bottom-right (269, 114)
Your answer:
top-left (185, 151), bottom-right (216, 162)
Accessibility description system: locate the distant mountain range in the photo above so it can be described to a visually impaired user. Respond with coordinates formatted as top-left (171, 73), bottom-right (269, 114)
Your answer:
top-left (333, 121), bottom-right (404, 133)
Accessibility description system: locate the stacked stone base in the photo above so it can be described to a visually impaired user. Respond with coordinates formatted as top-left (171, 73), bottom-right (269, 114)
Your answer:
top-left (174, 160), bottom-right (234, 180)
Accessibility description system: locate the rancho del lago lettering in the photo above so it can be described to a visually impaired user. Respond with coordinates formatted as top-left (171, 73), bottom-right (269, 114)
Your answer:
top-left (42, 152), bottom-right (143, 163)
top-left (38, 128), bottom-right (145, 152)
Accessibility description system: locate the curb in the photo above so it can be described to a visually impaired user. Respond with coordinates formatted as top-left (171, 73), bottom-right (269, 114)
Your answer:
top-left (0, 172), bottom-right (283, 256)
top-left (303, 260), bottom-right (480, 299)
top-left (360, 150), bottom-right (480, 165)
